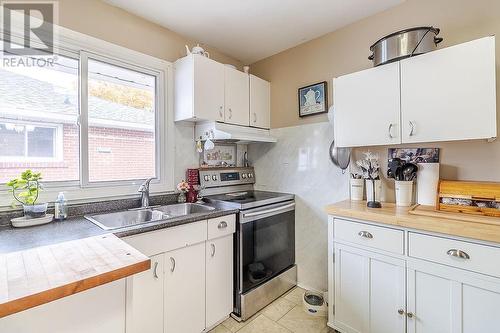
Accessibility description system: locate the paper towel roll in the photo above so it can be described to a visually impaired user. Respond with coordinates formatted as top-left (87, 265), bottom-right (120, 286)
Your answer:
top-left (417, 163), bottom-right (440, 206)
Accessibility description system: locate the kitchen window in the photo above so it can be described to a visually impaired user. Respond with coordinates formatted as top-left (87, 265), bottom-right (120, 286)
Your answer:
top-left (0, 27), bottom-right (172, 204)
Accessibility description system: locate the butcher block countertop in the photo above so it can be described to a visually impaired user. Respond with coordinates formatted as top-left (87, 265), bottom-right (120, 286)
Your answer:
top-left (325, 200), bottom-right (500, 244)
top-left (0, 234), bottom-right (150, 318)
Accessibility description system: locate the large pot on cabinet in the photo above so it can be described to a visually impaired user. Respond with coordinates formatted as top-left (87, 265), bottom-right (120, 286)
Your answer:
top-left (368, 26), bottom-right (443, 66)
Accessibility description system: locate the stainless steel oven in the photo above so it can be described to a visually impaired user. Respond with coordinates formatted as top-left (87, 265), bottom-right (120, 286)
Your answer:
top-left (201, 168), bottom-right (297, 321)
top-left (235, 200), bottom-right (296, 320)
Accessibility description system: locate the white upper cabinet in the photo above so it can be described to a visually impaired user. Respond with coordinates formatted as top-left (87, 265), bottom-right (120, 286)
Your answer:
top-left (334, 36), bottom-right (497, 147)
top-left (334, 62), bottom-right (401, 147)
top-left (175, 54), bottom-right (225, 122)
top-left (250, 74), bottom-right (271, 129)
top-left (225, 66), bottom-right (250, 126)
top-left (401, 36), bottom-right (497, 143)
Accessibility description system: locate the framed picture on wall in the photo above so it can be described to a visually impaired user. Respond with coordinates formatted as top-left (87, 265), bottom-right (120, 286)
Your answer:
top-left (298, 81), bottom-right (328, 117)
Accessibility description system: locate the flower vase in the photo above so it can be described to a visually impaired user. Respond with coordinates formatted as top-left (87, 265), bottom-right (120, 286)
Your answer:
top-left (23, 203), bottom-right (48, 219)
top-left (177, 192), bottom-right (187, 203)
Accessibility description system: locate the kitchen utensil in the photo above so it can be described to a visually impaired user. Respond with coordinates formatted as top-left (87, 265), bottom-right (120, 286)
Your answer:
top-left (368, 27), bottom-right (443, 66)
top-left (329, 140), bottom-right (351, 174)
top-left (388, 158), bottom-right (402, 179)
top-left (402, 163), bottom-right (418, 181)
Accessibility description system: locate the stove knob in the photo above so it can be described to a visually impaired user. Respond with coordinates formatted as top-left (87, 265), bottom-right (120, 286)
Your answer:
top-left (248, 173), bottom-right (253, 178)
top-left (241, 173), bottom-right (247, 179)
top-left (212, 175), bottom-right (217, 181)
top-left (204, 175), bottom-right (210, 181)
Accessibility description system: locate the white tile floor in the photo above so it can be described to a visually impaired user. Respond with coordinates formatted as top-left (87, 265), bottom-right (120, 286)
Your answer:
top-left (210, 287), bottom-right (336, 333)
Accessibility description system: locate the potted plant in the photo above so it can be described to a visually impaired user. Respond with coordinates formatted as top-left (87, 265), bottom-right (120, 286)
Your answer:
top-left (6, 170), bottom-right (47, 218)
top-left (356, 152), bottom-right (382, 208)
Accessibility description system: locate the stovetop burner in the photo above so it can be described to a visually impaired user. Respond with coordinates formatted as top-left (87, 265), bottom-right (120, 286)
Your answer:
top-left (205, 190), bottom-right (294, 210)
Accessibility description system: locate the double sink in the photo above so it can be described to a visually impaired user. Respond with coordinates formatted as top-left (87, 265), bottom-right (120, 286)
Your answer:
top-left (85, 203), bottom-right (215, 230)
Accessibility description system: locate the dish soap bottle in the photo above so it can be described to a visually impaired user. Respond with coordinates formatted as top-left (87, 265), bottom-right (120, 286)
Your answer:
top-left (54, 192), bottom-right (68, 221)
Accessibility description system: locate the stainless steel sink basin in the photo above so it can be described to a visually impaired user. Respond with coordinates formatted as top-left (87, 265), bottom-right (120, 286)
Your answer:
top-left (155, 203), bottom-right (215, 216)
top-left (85, 203), bottom-right (215, 230)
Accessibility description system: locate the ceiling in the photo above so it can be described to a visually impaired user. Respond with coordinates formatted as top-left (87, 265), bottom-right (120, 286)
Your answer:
top-left (104, 0), bottom-right (405, 64)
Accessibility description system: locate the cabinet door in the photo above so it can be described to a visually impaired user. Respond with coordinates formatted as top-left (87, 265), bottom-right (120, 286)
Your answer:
top-left (408, 259), bottom-right (500, 333)
top-left (194, 55), bottom-right (225, 122)
top-left (249, 75), bottom-right (270, 129)
top-left (206, 235), bottom-right (234, 328)
top-left (126, 254), bottom-right (164, 333)
top-left (334, 244), bottom-right (405, 333)
top-left (164, 242), bottom-right (206, 333)
top-left (225, 67), bottom-right (250, 126)
top-left (334, 62), bottom-right (401, 147)
top-left (401, 36), bottom-right (497, 143)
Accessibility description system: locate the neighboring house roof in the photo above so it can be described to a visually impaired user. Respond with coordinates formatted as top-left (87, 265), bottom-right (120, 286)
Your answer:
top-left (0, 68), bottom-right (154, 131)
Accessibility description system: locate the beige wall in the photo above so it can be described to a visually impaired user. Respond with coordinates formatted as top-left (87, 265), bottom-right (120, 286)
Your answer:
top-left (57, 0), bottom-right (241, 66)
top-left (251, 0), bottom-right (500, 183)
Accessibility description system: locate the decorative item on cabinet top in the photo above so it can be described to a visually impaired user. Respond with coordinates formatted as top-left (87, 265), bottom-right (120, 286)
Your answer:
top-left (298, 81), bottom-right (328, 117)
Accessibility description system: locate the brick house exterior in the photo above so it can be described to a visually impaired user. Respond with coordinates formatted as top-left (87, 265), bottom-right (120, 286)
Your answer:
top-left (0, 68), bottom-right (155, 183)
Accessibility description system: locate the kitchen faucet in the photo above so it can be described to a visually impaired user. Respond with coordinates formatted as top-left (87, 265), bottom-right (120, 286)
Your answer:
top-left (138, 178), bottom-right (154, 208)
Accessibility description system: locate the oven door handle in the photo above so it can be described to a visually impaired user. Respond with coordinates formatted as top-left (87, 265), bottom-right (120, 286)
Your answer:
top-left (242, 203), bottom-right (295, 218)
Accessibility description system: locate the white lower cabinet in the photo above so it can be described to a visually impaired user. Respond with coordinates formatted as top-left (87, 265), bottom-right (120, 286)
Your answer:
top-left (407, 260), bottom-right (500, 333)
top-left (126, 254), bottom-right (164, 333)
top-left (206, 234), bottom-right (234, 328)
top-left (330, 218), bottom-right (500, 333)
top-left (124, 216), bottom-right (235, 333)
top-left (165, 242), bottom-right (206, 333)
top-left (334, 244), bottom-right (405, 333)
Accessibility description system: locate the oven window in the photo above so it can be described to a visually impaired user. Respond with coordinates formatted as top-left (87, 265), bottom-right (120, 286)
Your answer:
top-left (240, 210), bottom-right (295, 293)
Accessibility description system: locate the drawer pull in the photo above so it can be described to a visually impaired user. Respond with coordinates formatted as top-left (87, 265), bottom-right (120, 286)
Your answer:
top-left (211, 243), bottom-right (216, 257)
top-left (170, 257), bottom-right (176, 272)
top-left (447, 249), bottom-right (470, 260)
top-left (218, 221), bottom-right (228, 229)
top-left (358, 231), bottom-right (373, 239)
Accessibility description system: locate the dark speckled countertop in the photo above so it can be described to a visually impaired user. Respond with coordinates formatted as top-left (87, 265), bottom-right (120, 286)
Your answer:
top-left (0, 204), bottom-right (238, 253)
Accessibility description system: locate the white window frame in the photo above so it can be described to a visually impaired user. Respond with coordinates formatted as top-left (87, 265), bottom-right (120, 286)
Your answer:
top-left (0, 15), bottom-right (175, 208)
top-left (0, 120), bottom-right (63, 162)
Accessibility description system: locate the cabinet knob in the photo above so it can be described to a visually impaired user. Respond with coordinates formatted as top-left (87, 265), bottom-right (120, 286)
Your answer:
top-left (398, 309), bottom-right (405, 315)
top-left (358, 231), bottom-right (373, 239)
top-left (407, 312), bottom-right (414, 319)
top-left (447, 249), bottom-right (470, 260)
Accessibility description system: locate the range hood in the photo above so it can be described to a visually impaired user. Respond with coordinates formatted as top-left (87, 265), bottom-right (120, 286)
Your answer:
top-left (195, 122), bottom-right (277, 144)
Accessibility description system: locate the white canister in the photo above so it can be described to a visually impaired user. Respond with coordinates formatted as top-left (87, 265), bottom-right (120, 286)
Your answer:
top-left (366, 179), bottom-right (382, 202)
top-left (395, 180), bottom-right (414, 207)
top-left (417, 163), bottom-right (440, 206)
top-left (350, 178), bottom-right (364, 201)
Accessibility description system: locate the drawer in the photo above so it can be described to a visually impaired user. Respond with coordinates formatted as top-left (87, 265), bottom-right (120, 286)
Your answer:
top-left (123, 220), bottom-right (207, 256)
top-left (334, 219), bottom-right (404, 254)
top-left (409, 232), bottom-right (500, 277)
top-left (207, 215), bottom-right (236, 240)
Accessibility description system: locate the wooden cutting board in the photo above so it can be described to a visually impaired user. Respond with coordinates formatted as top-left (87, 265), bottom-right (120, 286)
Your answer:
top-left (0, 234), bottom-right (150, 318)
top-left (409, 204), bottom-right (500, 226)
